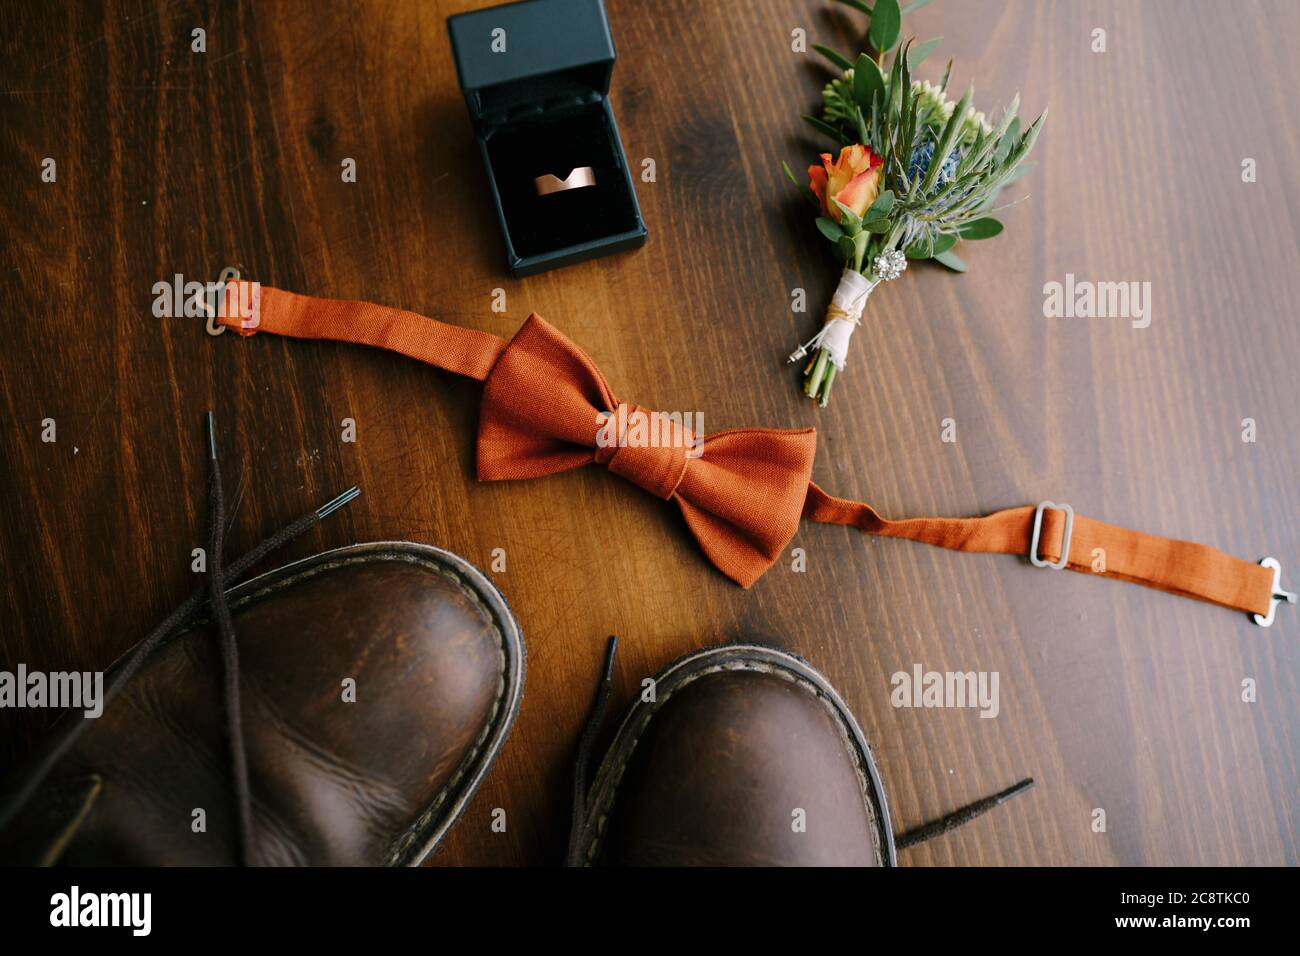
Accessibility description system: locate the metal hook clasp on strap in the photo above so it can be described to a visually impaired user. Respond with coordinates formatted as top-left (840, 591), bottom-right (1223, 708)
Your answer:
top-left (203, 266), bottom-right (242, 337)
top-left (1253, 557), bottom-right (1296, 627)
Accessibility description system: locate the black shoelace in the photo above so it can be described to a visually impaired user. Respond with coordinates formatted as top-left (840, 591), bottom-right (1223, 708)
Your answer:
top-left (566, 636), bottom-right (622, 865)
top-left (0, 413), bottom-right (360, 864)
top-left (567, 636), bottom-right (1035, 865)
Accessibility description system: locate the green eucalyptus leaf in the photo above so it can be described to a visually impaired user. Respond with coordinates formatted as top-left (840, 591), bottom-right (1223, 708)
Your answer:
top-left (863, 218), bottom-right (892, 234)
top-left (931, 233), bottom-right (957, 254)
top-left (906, 234), bottom-right (934, 258)
top-left (907, 37), bottom-right (942, 67)
top-left (864, 188), bottom-right (895, 220)
top-left (834, 0), bottom-right (874, 14)
top-left (934, 248), bottom-right (968, 272)
top-left (813, 44), bottom-right (854, 72)
top-left (958, 217), bottom-right (1004, 240)
top-left (853, 53), bottom-right (885, 113)
top-left (838, 235), bottom-right (858, 261)
top-left (869, 0), bottom-right (902, 52)
top-left (817, 217), bottom-right (846, 243)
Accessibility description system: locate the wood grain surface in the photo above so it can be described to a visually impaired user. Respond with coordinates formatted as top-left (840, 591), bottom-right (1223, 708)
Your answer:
top-left (1, 0), bottom-right (1296, 866)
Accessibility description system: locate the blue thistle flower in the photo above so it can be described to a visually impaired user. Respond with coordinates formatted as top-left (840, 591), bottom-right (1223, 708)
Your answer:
top-left (908, 140), bottom-right (960, 188)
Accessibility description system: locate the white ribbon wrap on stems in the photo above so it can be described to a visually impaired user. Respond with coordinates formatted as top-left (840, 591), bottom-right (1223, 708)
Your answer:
top-left (810, 268), bottom-right (876, 370)
top-left (787, 252), bottom-right (906, 374)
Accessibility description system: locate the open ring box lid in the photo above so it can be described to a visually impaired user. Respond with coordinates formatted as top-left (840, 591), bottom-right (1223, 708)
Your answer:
top-left (448, 0), bottom-right (647, 277)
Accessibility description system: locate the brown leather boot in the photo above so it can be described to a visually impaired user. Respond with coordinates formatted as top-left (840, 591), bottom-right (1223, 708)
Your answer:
top-left (568, 643), bottom-right (896, 866)
top-left (568, 641), bottom-right (1034, 867)
top-left (0, 542), bottom-right (524, 866)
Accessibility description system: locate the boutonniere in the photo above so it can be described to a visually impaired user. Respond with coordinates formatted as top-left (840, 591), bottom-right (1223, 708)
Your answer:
top-left (785, 0), bottom-right (1045, 406)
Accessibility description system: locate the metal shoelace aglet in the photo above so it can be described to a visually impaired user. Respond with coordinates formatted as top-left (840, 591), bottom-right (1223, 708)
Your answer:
top-left (205, 411), bottom-right (219, 461)
top-left (994, 777), bottom-right (1037, 803)
top-left (600, 634), bottom-right (619, 682)
top-left (315, 486), bottom-right (361, 520)
top-left (895, 776), bottom-right (1037, 850)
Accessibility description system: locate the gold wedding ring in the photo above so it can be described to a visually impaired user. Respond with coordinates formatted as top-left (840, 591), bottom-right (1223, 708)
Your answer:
top-left (534, 166), bottom-right (596, 196)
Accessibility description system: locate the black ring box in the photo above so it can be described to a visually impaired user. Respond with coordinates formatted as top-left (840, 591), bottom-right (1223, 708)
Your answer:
top-left (447, 0), bottom-right (648, 277)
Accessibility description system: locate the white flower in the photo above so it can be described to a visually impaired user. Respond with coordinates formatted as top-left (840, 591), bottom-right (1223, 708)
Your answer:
top-left (911, 79), bottom-right (992, 144)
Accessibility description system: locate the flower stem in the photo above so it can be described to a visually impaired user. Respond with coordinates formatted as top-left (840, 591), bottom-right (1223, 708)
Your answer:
top-left (803, 347), bottom-right (836, 405)
top-left (819, 363), bottom-right (837, 407)
top-left (804, 348), bottom-right (828, 400)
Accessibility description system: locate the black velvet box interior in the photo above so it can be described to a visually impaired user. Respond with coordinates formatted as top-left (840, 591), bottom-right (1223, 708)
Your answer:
top-left (486, 102), bottom-right (640, 260)
top-left (448, 0), bottom-right (646, 277)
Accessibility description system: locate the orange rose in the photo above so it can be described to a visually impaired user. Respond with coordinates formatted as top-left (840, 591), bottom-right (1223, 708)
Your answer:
top-left (808, 144), bottom-right (883, 223)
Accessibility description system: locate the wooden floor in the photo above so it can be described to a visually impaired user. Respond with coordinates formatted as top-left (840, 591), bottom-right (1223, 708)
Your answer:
top-left (1, 0), bottom-right (1296, 866)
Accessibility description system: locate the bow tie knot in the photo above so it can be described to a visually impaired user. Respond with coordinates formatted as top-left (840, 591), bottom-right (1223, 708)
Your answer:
top-left (593, 404), bottom-right (697, 500)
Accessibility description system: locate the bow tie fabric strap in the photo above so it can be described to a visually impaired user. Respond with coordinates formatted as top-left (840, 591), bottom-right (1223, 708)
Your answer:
top-left (216, 281), bottom-right (1279, 620)
top-left (222, 281), bottom-right (508, 381)
top-left (804, 485), bottom-right (1275, 616)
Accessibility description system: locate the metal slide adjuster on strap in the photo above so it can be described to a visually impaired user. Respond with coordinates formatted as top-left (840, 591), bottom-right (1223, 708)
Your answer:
top-left (1029, 501), bottom-right (1073, 570)
top-left (1253, 557), bottom-right (1297, 627)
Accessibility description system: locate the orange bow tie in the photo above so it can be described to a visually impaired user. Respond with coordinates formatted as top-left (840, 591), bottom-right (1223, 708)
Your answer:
top-left (479, 313), bottom-right (817, 585)
top-left (216, 281), bottom-right (1287, 623)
